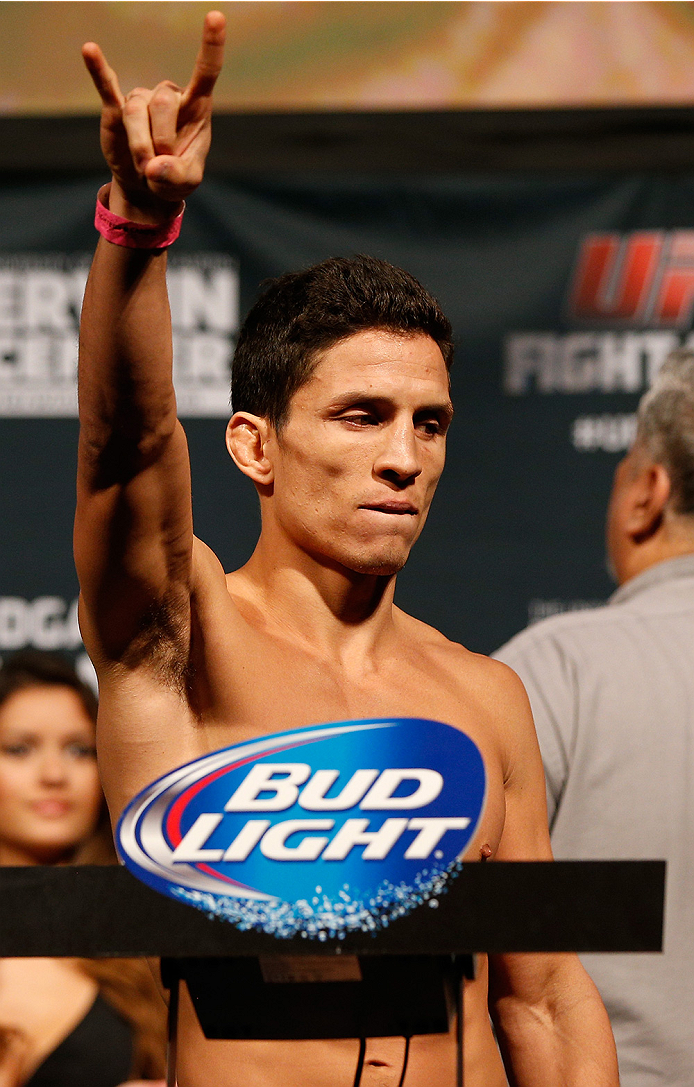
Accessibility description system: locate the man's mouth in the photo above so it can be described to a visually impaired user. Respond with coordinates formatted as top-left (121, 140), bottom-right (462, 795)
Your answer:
top-left (359, 502), bottom-right (418, 515)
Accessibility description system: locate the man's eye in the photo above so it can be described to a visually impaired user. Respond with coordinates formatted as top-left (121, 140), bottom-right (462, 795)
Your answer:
top-left (418, 420), bottom-right (444, 436)
top-left (342, 413), bottom-right (378, 426)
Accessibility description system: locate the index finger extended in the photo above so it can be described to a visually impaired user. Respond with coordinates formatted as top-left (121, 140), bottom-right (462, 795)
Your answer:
top-left (184, 10), bottom-right (226, 102)
top-left (82, 42), bottom-right (124, 108)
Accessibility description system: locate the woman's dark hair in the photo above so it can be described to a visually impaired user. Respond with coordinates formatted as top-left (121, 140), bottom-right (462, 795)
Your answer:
top-left (0, 649), bottom-right (97, 723)
top-left (231, 254), bottom-right (454, 429)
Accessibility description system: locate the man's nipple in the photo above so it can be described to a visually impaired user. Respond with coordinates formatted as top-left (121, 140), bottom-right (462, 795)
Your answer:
top-left (480, 843), bottom-right (492, 861)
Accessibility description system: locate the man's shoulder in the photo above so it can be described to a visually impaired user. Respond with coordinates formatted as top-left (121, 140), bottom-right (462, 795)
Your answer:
top-left (398, 607), bottom-right (473, 662)
top-left (398, 609), bottom-right (526, 703)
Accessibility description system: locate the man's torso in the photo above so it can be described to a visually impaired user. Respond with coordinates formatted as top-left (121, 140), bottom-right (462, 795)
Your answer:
top-left (94, 541), bottom-right (511, 1087)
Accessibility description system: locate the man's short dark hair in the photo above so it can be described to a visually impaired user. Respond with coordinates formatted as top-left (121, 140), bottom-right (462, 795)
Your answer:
top-left (231, 255), bottom-right (454, 429)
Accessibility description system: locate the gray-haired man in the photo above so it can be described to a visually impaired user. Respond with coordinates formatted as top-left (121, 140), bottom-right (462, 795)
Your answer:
top-left (495, 350), bottom-right (694, 1086)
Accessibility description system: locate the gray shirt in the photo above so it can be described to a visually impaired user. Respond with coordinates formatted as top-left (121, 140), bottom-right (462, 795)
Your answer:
top-left (495, 555), bottom-right (694, 1086)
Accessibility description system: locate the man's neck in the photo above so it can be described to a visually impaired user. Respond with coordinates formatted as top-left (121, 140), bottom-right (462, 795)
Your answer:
top-left (229, 535), bottom-right (401, 664)
top-left (618, 520), bottom-right (694, 585)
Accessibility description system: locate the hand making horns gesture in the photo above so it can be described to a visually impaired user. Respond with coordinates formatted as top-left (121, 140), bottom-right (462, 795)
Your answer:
top-left (82, 10), bottom-right (226, 208)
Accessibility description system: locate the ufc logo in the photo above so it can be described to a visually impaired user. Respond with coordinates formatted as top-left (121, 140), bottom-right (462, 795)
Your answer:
top-left (569, 231), bottom-right (694, 328)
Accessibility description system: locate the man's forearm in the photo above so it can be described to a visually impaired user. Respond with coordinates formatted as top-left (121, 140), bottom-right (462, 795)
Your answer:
top-left (78, 218), bottom-right (177, 482)
top-left (491, 955), bottom-right (619, 1086)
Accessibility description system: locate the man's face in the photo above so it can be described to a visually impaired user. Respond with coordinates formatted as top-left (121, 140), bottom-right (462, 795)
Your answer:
top-left (266, 329), bottom-right (453, 576)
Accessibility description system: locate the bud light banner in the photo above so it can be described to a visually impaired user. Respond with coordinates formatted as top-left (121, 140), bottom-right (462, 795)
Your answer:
top-left (117, 717), bottom-right (486, 939)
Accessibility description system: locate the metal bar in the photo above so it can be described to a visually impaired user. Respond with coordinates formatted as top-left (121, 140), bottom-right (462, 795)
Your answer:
top-left (0, 861), bottom-right (665, 958)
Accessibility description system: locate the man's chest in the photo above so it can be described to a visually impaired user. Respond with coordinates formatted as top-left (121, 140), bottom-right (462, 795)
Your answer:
top-left (193, 634), bottom-right (507, 859)
top-left (102, 634), bottom-right (507, 864)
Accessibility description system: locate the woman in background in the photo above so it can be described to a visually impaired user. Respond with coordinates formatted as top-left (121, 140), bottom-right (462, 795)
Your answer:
top-left (0, 650), bottom-right (166, 1087)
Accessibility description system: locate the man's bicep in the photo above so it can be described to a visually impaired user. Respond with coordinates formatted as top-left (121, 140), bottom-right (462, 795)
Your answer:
top-left (74, 419), bottom-right (194, 663)
top-left (494, 668), bottom-right (553, 862)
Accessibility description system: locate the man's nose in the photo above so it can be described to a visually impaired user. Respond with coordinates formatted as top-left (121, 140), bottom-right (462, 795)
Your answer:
top-left (374, 422), bottom-right (422, 484)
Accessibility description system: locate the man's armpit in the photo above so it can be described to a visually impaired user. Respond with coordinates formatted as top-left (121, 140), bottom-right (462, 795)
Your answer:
top-left (120, 591), bottom-right (191, 695)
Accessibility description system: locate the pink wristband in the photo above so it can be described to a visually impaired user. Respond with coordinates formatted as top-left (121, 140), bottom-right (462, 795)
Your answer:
top-left (94, 184), bottom-right (184, 249)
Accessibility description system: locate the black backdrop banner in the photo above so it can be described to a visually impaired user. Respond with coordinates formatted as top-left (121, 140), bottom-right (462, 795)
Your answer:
top-left (2, 170), bottom-right (694, 677)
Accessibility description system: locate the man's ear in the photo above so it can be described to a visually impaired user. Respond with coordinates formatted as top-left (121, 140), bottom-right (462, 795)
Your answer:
top-left (625, 461), bottom-right (672, 540)
top-left (226, 412), bottom-right (274, 485)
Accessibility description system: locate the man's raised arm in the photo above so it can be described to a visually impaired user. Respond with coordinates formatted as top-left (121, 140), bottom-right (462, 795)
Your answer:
top-left (74, 13), bottom-right (225, 670)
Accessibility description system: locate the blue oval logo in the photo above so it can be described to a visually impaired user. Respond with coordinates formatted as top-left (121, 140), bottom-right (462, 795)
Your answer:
top-left (117, 718), bottom-right (486, 938)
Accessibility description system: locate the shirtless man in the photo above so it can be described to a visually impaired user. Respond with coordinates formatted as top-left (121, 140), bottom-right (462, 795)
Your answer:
top-left (76, 12), bottom-right (618, 1087)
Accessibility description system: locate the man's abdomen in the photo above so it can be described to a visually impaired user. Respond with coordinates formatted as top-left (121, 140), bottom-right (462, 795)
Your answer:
top-left (174, 979), bottom-right (507, 1087)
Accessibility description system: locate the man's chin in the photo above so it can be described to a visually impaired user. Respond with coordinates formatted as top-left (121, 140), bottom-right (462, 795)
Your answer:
top-left (342, 547), bottom-right (410, 577)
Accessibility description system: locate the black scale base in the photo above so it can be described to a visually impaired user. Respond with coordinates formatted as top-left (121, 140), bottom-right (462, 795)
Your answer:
top-left (163, 955), bottom-right (474, 1040)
